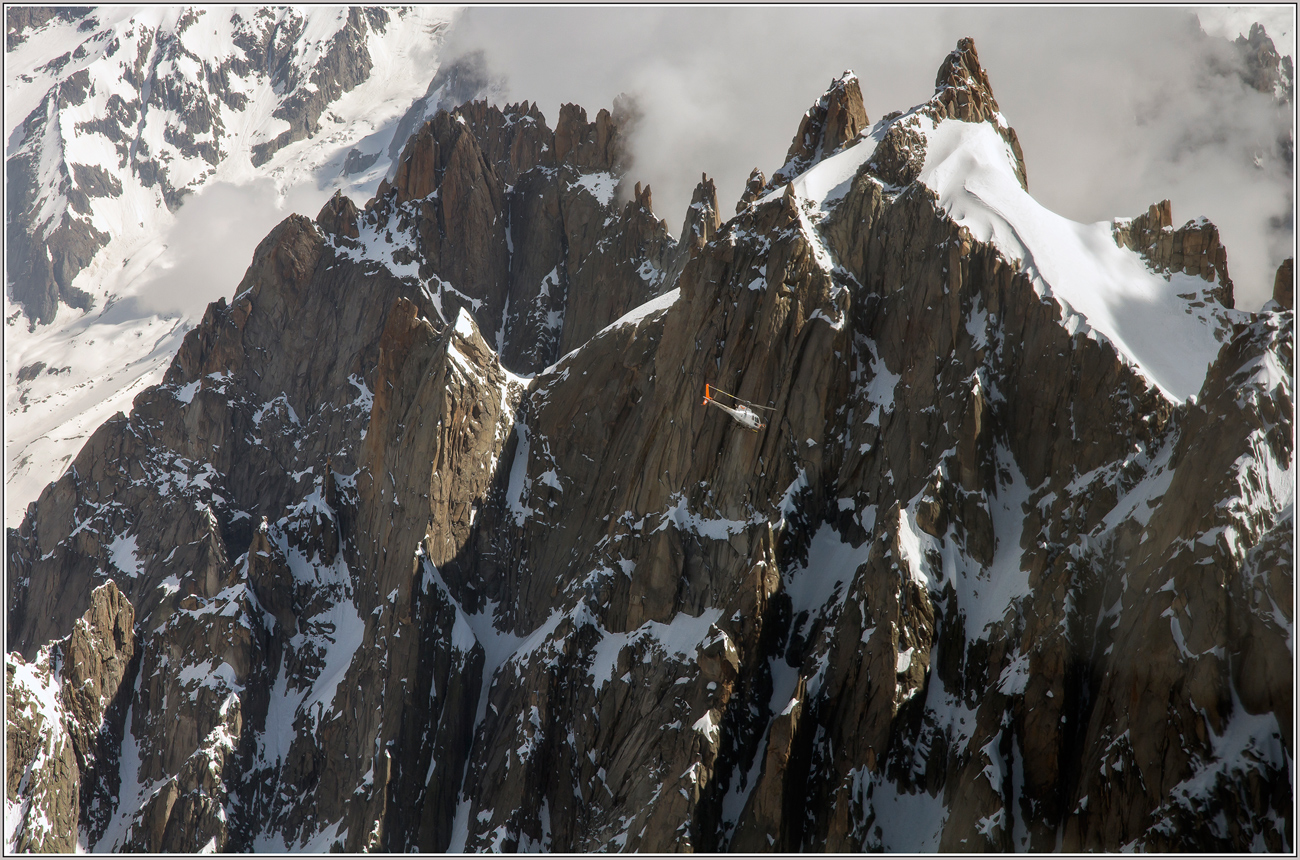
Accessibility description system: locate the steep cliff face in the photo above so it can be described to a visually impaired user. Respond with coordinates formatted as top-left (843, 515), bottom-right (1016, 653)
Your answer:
top-left (6, 39), bottom-right (1293, 852)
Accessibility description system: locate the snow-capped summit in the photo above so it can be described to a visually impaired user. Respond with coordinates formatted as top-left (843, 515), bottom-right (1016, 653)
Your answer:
top-left (764, 36), bottom-right (1243, 403)
top-left (770, 69), bottom-right (870, 189)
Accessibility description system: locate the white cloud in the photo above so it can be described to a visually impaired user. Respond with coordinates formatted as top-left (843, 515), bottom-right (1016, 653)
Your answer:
top-left (132, 178), bottom-right (333, 318)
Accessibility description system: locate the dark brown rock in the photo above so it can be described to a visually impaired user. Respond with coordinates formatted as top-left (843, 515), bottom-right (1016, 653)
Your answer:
top-left (736, 167), bottom-right (767, 213)
top-left (1236, 22), bottom-right (1294, 100)
top-left (316, 190), bottom-right (360, 239)
top-left (5, 581), bottom-right (138, 851)
top-left (5, 651), bottom-right (81, 853)
top-left (1113, 200), bottom-right (1235, 306)
top-left (680, 173), bottom-right (722, 251)
top-left (1272, 257), bottom-right (1293, 309)
top-left (6, 7), bottom-right (94, 50)
top-left (371, 97), bottom-right (674, 376)
top-left (771, 71), bottom-right (869, 187)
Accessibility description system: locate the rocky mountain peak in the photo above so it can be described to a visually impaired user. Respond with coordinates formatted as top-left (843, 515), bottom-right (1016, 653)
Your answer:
top-left (771, 70), bottom-right (869, 186)
top-left (5, 33), bottom-right (1292, 855)
top-left (316, 190), bottom-right (361, 240)
top-left (329, 92), bottom-right (675, 377)
top-left (1112, 199), bottom-right (1235, 306)
top-left (1272, 257), bottom-right (1294, 309)
top-left (1236, 22), bottom-right (1295, 102)
top-left (924, 36), bottom-right (1029, 190)
top-left (680, 173), bottom-right (721, 250)
top-left (556, 102), bottom-right (626, 173)
top-left (628, 180), bottom-right (654, 215)
top-left (932, 36), bottom-right (1001, 120)
top-left (734, 167), bottom-right (765, 212)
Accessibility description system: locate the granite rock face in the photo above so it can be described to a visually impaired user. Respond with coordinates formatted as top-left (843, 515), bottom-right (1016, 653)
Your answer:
top-left (771, 70), bottom-right (870, 187)
top-left (1272, 257), bottom-right (1294, 310)
top-left (1236, 22), bottom-right (1295, 102)
top-left (6, 38), bottom-right (1293, 852)
top-left (6, 581), bottom-right (136, 852)
top-left (1113, 199), bottom-right (1235, 307)
top-left (372, 96), bottom-right (675, 375)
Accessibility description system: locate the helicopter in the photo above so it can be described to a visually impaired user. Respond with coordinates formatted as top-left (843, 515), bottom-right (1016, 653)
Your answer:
top-left (702, 383), bottom-right (774, 432)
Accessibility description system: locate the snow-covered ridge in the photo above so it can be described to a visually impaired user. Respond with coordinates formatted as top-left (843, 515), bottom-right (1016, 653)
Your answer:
top-left (754, 122), bottom-right (880, 214)
top-left (914, 115), bottom-right (1242, 403)
top-left (766, 97), bottom-right (1245, 404)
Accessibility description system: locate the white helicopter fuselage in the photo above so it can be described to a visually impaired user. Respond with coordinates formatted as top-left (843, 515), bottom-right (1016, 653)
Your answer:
top-left (707, 397), bottom-right (764, 431)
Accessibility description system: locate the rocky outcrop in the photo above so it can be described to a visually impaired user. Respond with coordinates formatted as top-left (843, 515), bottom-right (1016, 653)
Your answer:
top-left (6, 37), bottom-right (1291, 854)
top-left (5, 6), bottom-right (93, 50)
top-left (664, 174), bottom-right (723, 288)
top-left (932, 36), bottom-right (1000, 123)
top-left (558, 179), bottom-right (676, 357)
top-left (5, 580), bottom-right (137, 852)
top-left (316, 190), bottom-right (361, 240)
top-left (1113, 199), bottom-right (1235, 307)
top-left (736, 167), bottom-right (767, 213)
top-left (931, 37), bottom-right (1028, 190)
top-left (1272, 257), bottom-right (1293, 309)
top-left (771, 71), bottom-right (869, 187)
top-left (858, 38), bottom-right (1030, 194)
top-left (6, 654), bottom-right (80, 853)
top-left (1236, 22), bottom-right (1295, 102)
top-left (680, 174), bottom-right (722, 253)
top-left (371, 96), bottom-right (674, 375)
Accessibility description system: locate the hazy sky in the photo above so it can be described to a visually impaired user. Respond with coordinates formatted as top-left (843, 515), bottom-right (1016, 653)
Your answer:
top-left (438, 5), bottom-right (1295, 309)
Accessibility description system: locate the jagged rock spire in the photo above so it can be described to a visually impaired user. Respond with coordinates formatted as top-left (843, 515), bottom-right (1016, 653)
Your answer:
top-left (665, 173), bottom-right (722, 285)
top-left (1271, 257), bottom-right (1293, 309)
top-left (927, 37), bottom-right (1028, 190)
top-left (932, 37), bottom-right (1001, 122)
top-left (1112, 200), bottom-right (1234, 307)
top-left (316, 189), bottom-right (360, 240)
top-left (736, 167), bottom-right (766, 213)
top-left (1236, 22), bottom-right (1294, 101)
top-left (680, 173), bottom-right (721, 250)
top-left (771, 70), bottom-right (869, 186)
top-left (556, 103), bottom-right (620, 172)
top-left (631, 180), bottom-right (654, 213)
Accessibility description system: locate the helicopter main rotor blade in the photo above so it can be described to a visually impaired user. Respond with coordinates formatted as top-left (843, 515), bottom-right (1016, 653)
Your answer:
top-left (704, 384), bottom-right (776, 412)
